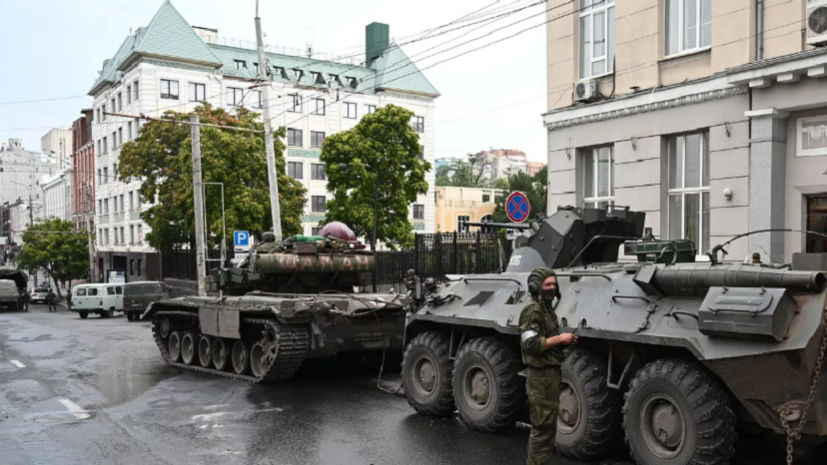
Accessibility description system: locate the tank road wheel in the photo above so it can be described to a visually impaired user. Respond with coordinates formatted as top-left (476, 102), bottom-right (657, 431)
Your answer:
top-left (623, 359), bottom-right (736, 465)
top-left (168, 331), bottom-right (183, 363)
top-left (159, 317), bottom-right (171, 338)
top-left (250, 342), bottom-right (271, 378)
top-left (402, 332), bottom-right (455, 417)
top-left (198, 335), bottom-right (213, 368)
top-left (79, 311), bottom-right (88, 319)
top-left (555, 347), bottom-right (622, 460)
top-left (452, 337), bottom-right (524, 432)
top-left (181, 333), bottom-right (197, 366)
top-left (231, 340), bottom-right (250, 375)
top-left (212, 338), bottom-right (230, 371)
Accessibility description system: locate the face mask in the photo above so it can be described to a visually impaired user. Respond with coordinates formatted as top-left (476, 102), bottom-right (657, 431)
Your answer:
top-left (541, 289), bottom-right (557, 299)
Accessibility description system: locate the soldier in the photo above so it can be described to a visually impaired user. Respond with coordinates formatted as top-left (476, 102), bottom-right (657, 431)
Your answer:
top-left (46, 289), bottom-right (58, 313)
top-left (22, 289), bottom-right (30, 312)
top-left (405, 269), bottom-right (416, 292)
top-left (752, 252), bottom-right (762, 264)
top-left (240, 232), bottom-right (279, 268)
top-left (519, 267), bottom-right (578, 465)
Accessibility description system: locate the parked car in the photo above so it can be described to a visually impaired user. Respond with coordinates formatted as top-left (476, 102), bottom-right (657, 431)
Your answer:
top-left (30, 287), bottom-right (50, 304)
top-left (70, 283), bottom-right (124, 319)
top-left (123, 281), bottom-right (167, 322)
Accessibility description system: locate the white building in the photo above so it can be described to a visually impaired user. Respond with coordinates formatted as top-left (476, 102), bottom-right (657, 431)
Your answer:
top-left (0, 139), bottom-right (57, 244)
top-left (41, 169), bottom-right (73, 221)
top-left (40, 128), bottom-right (73, 171)
top-left (88, 1), bottom-right (439, 280)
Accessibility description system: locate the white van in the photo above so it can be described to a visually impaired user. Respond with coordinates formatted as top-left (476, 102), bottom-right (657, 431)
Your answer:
top-left (71, 283), bottom-right (124, 319)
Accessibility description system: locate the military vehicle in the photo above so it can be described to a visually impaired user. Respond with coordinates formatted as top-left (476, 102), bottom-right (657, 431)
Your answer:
top-left (402, 206), bottom-right (827, 465)
top-left (0, 267), bottom-right (28, 312)
top-left (143, 229), bottom-right (407, 383)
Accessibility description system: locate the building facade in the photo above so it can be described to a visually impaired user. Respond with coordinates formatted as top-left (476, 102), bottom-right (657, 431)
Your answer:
top-left (88, 1), bottom-right (439, 281)
top-left (0, 139), bottom-right (57, 244)
top-left (545, 0), bottom-right (827, 263)
top-left (72, 109), bottom-right (95, 227)
top-left (41, 170), bottom-right (73, 221)
top-left (435, 186), bottom-right (503, 232)
top-left (40, 128), bottom-right (73, 171)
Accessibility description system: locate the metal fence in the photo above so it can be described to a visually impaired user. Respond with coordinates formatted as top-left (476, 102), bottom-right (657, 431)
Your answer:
top-left (161, 249), bottom-right (223, 280)
top-left (414, 231), bottom-right (502, 279)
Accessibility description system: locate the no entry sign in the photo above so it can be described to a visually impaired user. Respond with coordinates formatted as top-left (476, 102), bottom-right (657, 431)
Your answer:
top-left (506, 191), bottom-right (530, 223)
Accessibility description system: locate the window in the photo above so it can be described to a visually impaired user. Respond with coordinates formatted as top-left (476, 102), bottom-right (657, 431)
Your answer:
top-left (103, 167), bottom-right (109, 184)
top-left (583, 146), bottom-right (614, 208)
top-left (579, 0), bottom-right (615, 78)
top-left (111, 98), bottom-right (116, 114)
top-left (137, 258), bottom-right (142, 274)
top-left (104, 198), bottom-right (109, 214)
top-left (112, 132), bottom-right (117, 148)
top-left (137, 225), bottom-right (143, 244)
top-left (130, 225), bottom-right (135, 245)
top-left (253, 90), bottom-right (263, 109)
top-left (234, 60), bottom-right (247, 70)
top-left (414, 204), bottom-right (425, 220)
top-left (127, 85), bottom-right (132, 104)
top-left (314, 99), bottom-right (326, 115)
top-left (113, 164), bottom-right (117, 181)
top-left (288, 94), bottom-right (301, 113)
top-left (160, 79), bottom-right (179, 99)
top-left (117, 92), bottom-right (122, 111)
top-left (668, 132), bottom-right (710, 255)
top-left (118, 128), bottom-right (123, 147)
top-left (103, 137), bottom-right (108, 154)
top-left (133, 80), bottom-right (139, 100)
top-left (666, 0), bottom-right (711, 56)
top-left (288, 161), bottom-right (303, 179)
top-left (311, 196), bottom-right (326, 212)
top-left (344, 102), bottom-right (357, 119)
top-left (120, 227), bottom-right (125, 245)
top-left (311, 163), bottom-right (326, 180)
top-left (130, 259), bottom-right (135, 275)
top-left (287, 128), bottom-right (303, 147)
top-left (228, 87), bottom-right (244, 107)
top-left (127, 122), bottom-right (132, 141)
top-left (189, 82), bottom-right (206, 102)
top-left (366, 105), bottom-right (377, 114)
top-left (458, 215), bottom-right (470, 232)
top-left (112, 195), bottom-right (118, 213)
top-left (97, 199), bottom-right (102, 212)
top-left (418, 145), bottom-right (425, 161)
top-left (311, 131), bottom-right (325, 148)
top-left (97, 108), bottom-right (101, 122)
top-left (129, 191), bottom-right (134, 210)
top-left (102, 104), bottom-right (107, 121)
top-left (412, 116), bottom-right (425, 133)
top-left (311, 227), bottom-right (322, 236)
top-left (97, 140), bottom-right (101, 156)
top-left (120, 194), bottom-right (124, 212)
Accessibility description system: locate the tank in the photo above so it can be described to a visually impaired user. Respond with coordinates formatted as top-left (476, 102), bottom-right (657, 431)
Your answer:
top-left (0, 267), bottom-right (28, 312)
top-left (403, 206), bottom-right (827, 465)
top-left (143, 232), bottom-right (406, 383)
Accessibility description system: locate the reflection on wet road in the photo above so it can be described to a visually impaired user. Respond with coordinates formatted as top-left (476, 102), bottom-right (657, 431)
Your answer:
top-left (0, 306), bottom-right (823, 465)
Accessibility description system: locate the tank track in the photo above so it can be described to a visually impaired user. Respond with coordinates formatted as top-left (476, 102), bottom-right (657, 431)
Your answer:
top-left (150, 310), bottom-right (310, 383)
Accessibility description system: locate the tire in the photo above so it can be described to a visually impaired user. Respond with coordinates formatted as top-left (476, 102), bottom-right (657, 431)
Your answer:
top-left (556, 347), bottom-right (622, 460)
top-left (250, 341), bottom-right (269, 378)
top-left (623, 358), bottom-right (736, 465)
top-left (181, 332), bottom-right (197, 365)
top-left (80, 311), bottom-right (88, 319)
top-left (212, 338), bottom-right (229, 371)
top-left (198, 335), bottom-right (213, 368)
top-left (231, 340), bottom-right (250, 375)
top-left (402, 331), bottom-right (455, 417)
top-left (107, 308), bottom-right (115, 318)
top-left (452, 337), bottom-right (523, 432)
top-left (168, 331), bottom-right (182, 363)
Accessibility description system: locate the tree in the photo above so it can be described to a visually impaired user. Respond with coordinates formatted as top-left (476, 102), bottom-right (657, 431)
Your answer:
top-left (118, 103), bottom-right (306, 254)
top-left (17, 219), bottom-right (90, 299)
top-left (321, 104), bottom-right (430, 250)
top-left (435, 152), bottom-right (496, 188)
top-left (491, 167), bottom-right (549, 224)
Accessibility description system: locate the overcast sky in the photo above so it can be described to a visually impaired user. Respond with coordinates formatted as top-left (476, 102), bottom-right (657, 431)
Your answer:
top-left (0, 0), bottom-right (547, 162)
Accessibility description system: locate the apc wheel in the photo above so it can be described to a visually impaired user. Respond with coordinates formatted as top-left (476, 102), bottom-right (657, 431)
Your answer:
top-left (198, 335), bottom-right (213, 368)
top-left (181, 333), bottom-right (197, 365)
top-left (168, 331), bottom-right (182, 363)
top-left (556, 347), bottom-right (622, 460)
top-left (79, 311), bottom-right (88, 319)
top-left (623, 359), bottom-right (736, 465)
top-left (250, 342), bottom-right (271, 378)
top-left (231, 340), bottom-right (250, 375)
top-left (212, 338), bottom-right (229, 371)
top-left (452, 337), bottom-right (523, 432)
top-left (402, 332), bottom-right (454, 417)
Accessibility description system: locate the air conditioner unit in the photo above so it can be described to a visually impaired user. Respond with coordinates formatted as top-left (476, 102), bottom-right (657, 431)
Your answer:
top-left (574, 79), bottom-right (600, 103)
top-left (807, 0), bottom-right (827, 46)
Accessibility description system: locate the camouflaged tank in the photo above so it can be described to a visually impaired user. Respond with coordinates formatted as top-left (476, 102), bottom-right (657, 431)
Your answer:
top-left (403, 206), bottom-right (827, 465)
top-left (143, 233), bottom-right (406, 383)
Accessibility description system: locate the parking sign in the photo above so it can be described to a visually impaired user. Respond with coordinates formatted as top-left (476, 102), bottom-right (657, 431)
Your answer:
top-left (234, 231), bottom-right (251, 251)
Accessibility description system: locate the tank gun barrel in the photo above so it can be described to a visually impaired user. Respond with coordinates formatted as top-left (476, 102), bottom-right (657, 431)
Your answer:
top-left (650, 263), bottom-right (827, 296)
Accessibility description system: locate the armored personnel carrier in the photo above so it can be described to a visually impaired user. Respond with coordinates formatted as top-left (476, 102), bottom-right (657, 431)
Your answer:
top-left (143, 228), bottom-right (407, 383)
top-left (403, 206), bottom-right (827, 465)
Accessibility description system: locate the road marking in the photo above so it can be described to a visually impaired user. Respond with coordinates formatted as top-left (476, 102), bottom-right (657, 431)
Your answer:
top-left (58, 399), bottom-right (90, 420)
top-left (9, 360), bottom-right (25, 368)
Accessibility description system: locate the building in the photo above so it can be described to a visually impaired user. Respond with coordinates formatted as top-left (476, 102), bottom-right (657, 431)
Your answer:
top-left (0, 138), bottom-right (57, 243)
top-left (88, 1), bottom-right (439, 281)
top-left (435, 186), bottom-right (503, 232)
top-left (490, 149), bottom-right (529, 176)
top-left (40, 128), bottom-right (73, 171)
top-left (544, 0), bottom-right (827, 264)
top-left (527, 161), bottom-right (545, 177)
top-left (72, 109), bottom-right (95, 228)
top-left (41, 170), bottom-right (73, 221)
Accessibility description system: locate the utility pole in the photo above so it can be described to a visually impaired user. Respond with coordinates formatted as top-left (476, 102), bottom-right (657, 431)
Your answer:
top-left (191, 115), bottom-right (207, 297)
top-left (255, 0), bottom-right (283, 241)
top-left (85, 185), bottom-right (95, 283)
top-left (28, 190), bottom-right (37, 287)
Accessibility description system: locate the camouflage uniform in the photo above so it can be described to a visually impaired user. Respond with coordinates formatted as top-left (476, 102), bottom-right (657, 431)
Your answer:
top-left (519, 268), bottom-right (564, 465)
top-left (240, 232), bottom-right (279, 268)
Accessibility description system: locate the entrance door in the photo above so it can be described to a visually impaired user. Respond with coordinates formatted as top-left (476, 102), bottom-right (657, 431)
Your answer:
top-left (806, 195), bottom-right (827, 252)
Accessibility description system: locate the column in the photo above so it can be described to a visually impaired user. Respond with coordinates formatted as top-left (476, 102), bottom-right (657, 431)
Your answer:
top-left (746, 108), bottom-right (788, 262)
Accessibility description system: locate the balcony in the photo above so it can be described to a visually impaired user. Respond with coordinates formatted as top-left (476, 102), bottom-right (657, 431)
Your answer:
top-left (98, 216), bottom-right (109, 225)
top-left (129, 210), bottom-right (141, 221)
top-left (114, 212), bottom-right (125, 223)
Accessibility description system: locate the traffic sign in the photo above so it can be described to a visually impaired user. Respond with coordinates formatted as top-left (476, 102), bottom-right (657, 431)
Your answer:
top-left (505, 192), bottom-right (530, 223)
top-left (233, 231), bottom-right (251, 251)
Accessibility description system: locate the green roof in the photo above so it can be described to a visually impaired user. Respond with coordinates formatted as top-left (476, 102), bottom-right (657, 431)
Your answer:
top-left (127, 0), bottom-right (221, 67)
top-left (372, 43), bottom-right (440, 97)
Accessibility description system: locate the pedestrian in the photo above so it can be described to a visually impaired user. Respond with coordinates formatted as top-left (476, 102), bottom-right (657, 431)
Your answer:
top-left (23, 289), bottom-right (30, 312)
top-left (46, 289), bottom-right (57, 313)
top-left (519, 267), bottom-right (578, 465)
top-left (67, 289), bottom-right (72, 311)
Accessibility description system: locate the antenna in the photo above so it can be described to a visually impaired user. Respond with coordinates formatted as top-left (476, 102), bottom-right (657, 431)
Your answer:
top-left (306, 28), bottom-right (315, 58)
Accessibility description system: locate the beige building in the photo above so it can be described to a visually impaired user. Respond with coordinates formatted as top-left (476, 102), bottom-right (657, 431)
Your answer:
top-left (40, 128), bottom-right (73, 171)
top-left (435, 186), bottom-right (502, 232)
top-left (545, 0), bottom-right (827, 263)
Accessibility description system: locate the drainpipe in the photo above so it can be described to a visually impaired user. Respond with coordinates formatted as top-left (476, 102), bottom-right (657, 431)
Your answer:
top-left (757, 0), bottom-right (764, 61)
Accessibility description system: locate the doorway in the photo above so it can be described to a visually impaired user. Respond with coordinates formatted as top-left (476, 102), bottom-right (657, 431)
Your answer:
top-left (806, 195), bottom-right (827, 253)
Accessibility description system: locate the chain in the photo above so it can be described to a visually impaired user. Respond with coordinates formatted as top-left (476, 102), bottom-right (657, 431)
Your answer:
top-left (779, 308), bottom-right (827, 465)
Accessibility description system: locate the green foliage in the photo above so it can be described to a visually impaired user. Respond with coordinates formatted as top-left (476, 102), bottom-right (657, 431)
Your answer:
top-left (492, 166), bottom-right (548, 224)
top-left (435, 152), bottom-right (495, 188)
top-left (320, 104), bottom-right (430, 250)
top-left (17, 219), bottom-right (90, 298)
top-left (118, 103), bottom-right (306, 253)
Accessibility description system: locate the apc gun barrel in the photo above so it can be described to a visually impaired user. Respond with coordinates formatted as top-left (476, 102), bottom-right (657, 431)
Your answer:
top-left (460, 221), bottom-right (532, 230)
top-left (651, 263), bottom-right (827, 296)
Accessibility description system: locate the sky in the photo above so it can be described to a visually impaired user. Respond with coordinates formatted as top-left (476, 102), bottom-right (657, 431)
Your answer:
top-left (0, 0), bottom-right (548, 163)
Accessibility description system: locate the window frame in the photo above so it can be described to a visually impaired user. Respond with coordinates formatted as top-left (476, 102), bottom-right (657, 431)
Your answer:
top-left (457, 215), bottom-right (471, 232)
top-left (311, 131), bottom-right (325, 149)
top-left (188, 82), bottom-right (206, 103)
top-left (228, 87), bottom-right (244, 107)
top-left (344, 102), bottom-right (357, 119)
top-left (160, 79), bottom-right (179, 100)
top-left (366, 105), bottom-right (377, 115)
top-left (583, 146), bottom-right (615, 208)
top-left (287, 161), bottom-right (303, 179)
top-left (311, 195), bottom-right (326, 213)
top-left (252, 90), bottom-right (263, 109)
top-left (288, 94), bottom-right (301, 113)
top-left (665, 0), bottom-right (712, 57)
top-left (314, 98), bottom-right (326, 115)
top-left (311, 163), bottom-right (326, 181)
top-left (287, 128), bottom-right (303, 147)
top-left (414, 204), bottom-right (425, 220)
top-left (667, 131), bottom-right (710, 258)
top-left (412, 116), bottom-right (425, 133)
top-left (579, 0), bottom-right (615, 79)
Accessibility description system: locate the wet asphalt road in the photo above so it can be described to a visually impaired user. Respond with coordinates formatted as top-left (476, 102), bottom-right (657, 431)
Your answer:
top-left (0, 305), bottom-right (823, 465)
